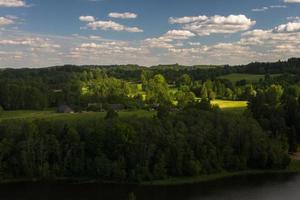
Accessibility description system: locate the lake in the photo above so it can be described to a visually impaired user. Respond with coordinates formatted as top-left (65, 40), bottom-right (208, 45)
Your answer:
top-left (0, 173), bottom-right (300, 200)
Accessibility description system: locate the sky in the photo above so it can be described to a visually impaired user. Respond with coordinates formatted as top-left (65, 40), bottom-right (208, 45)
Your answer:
top-left (0, 0), bottom-right (300, 67)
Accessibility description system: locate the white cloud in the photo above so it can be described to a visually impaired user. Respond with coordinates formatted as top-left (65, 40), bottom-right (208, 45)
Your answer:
top-left (252, 5), bottom-right (286, 12)
top-left (68, 40), bottom-right (153, 65)
top-left (2, 13), bottom-right (300, 68)
top-left (169, 16), bottom-right (208, 24)
top-left (75, 42), bottom-right (142, 53)
top-left (0, 32), bottom-right (67, 67)
top-left (144, 37), bottom-right (174, 49)
top-left (0, 0), bottom-right (27, 7)
top-left (79, 16), bottom-right (95, 22)
top-left (252, 7), bottom-right (269, 12)
top-left (273, 22), bottom-right (300, 33)
top-left (284, 0), bottom-right (300, 3)
top-left (89, 35), bottom-right (103, 40)
top-left (165, 19), bottom-right (300, 65)
top-left (0, 16), bottom-right (14, 26)
top-left (108, 12), bottom-right (137, 19)
top-left (86, 20), bottom-right (143, 32)
top-left (164, 30), bottom-right (195, 40)
top-left (239, 20), bottom-right (300, 59)
top-left (0, 37), bottom-right (61, 51)
top-left (287, 16), bottom-right (300, 22)
top-left (174, 14), bottom-right (256, 36)
top-left (270, 5), bottom-right (287, 8)
top-left (189, 42), bottom-right (201, 46)
top-left (143, 30), bottom-right (195, 49)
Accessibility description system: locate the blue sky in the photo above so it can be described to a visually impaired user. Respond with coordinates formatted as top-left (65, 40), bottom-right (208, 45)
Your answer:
top-left (0, 0), bottom-right (300, 67)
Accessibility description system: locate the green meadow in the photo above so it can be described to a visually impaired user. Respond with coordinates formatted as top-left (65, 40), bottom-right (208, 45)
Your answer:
top-left (0, 110), bottom-right (156, 122)
top-left (211, 100), bottom-right (248, 113)
top-left (0, 100), bottom-right (248, 122)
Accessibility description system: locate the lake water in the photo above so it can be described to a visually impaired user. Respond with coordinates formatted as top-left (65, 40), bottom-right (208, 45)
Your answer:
top-left (0, 173), bottom-right (300, 200)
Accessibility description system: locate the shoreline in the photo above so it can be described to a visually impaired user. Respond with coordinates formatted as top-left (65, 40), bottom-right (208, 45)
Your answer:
top-left (143, 160), bottom-right (300, 186)
top-left (142, 170), bottom-right (299, 186)
top-left (1, 160), bottom-right (300, 186)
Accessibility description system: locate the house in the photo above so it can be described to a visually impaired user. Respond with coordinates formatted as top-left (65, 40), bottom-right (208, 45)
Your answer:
top-left (57, 105), bottom-right (74, 113)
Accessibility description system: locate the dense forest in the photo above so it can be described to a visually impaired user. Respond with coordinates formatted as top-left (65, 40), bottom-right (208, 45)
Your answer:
top-left (0, 58), bottom-right (300, 183)
top-left (0, 104), bottom-right (290, 182)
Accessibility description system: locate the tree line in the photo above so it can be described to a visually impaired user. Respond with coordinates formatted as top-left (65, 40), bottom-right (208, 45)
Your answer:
top-left (0, 58), bottom-right (300, 111)
top-left (0, 102), bottom-right (290, 182)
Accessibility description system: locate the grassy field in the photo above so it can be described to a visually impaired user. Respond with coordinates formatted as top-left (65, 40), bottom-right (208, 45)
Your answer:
top-left (218, 73), bottom-right (281, 84)
top-left (212, 100), bottom-right (248, 113)
top-left (0, 100), bottom-right (248, 121)
top-left (0, 110), bottom-right (156, 122)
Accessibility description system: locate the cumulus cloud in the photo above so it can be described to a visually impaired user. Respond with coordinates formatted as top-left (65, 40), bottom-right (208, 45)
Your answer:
top-left (0, 37), bottom-right (61, 52)
top-left (252, 7), bottom-right (269, 12)
top-left (284, 0), bottom-right (300, 3)
top-left (165, 19), bottom-right (300, 65)
top-left (143, 37), bottom-right (174, 49)
top-left (79, 16), bottom-right (95, 22)
top-left (170, 14), bottom-right (255, 36)
top-left (108, 12), bottom-right (137, 19)
top-left (0, 32), bottom-right (67, 67)
top-left (2, 11), bottom-right (300, 68)
top-left (287, 16), bottom-right (300, 22)
top-left (189, 42), bottom-right (201, 46)
top-left (79, 14), bottom-right (143, 33)
top-left (169, 16), bottom-right (208, 24)
top-left (0, 16), bottom-right (14, 26)
top-left (74, 42), bottom-right (142, 54)
top-left (0, 0), bottom-right (27, 7)
top-left (86, 20), bottom-right (143, 32)
top-left (252, 5), bottom-right (286, 12)
top-left (164, 30), bottom-right (195, 40)
top-left (238, 20), bottom-right (300, 59)
top-left (68, 39), bottom-right (154, 65)
top-left (273, 22), bottom-right (300, 33)
top-left (143, 30), bottom-right (195, 49)
top-left (270, 5), bottom-right (287, 8)
top-left (0, 51), bottom-right (23, 60)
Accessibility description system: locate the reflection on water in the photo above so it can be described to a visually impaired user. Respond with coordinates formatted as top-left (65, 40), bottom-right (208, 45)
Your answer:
top-left (0, 173), bottom-right (300, 200)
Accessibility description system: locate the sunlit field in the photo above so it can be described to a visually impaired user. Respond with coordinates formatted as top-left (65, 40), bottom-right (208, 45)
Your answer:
top-left (211, 100), bottom-right (248, 113)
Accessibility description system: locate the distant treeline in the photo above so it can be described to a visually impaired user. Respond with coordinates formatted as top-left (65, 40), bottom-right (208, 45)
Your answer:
top-left (0, 58), bottom-right (300, 111)
top-left (0, 104), bottom-right (290, 182)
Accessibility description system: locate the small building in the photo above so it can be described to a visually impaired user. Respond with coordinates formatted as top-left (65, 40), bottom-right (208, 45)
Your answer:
top-left (57, 105), bottom-right (74, 113)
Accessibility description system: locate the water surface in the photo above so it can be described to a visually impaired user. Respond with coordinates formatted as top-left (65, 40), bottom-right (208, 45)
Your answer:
top-left (1, 173), bottom-right (300, 200)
